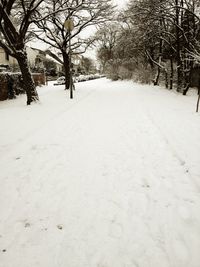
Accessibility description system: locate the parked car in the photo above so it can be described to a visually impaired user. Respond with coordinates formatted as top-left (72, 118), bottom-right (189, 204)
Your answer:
top-left (54, 75), bottom-right (78, 85)
top-left (77, 75), bottom-right (87, 82)
top-left (54, 76), bottom-right (65, 85)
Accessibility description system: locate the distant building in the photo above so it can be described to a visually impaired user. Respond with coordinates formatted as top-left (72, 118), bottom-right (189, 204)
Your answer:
top-left (72, 54), bottom-right (82, 74)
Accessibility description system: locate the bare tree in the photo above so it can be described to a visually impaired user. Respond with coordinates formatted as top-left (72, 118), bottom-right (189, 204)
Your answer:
top-left (0, 0), bottom-right (44, 104)
top-left (95, 23), bottom-right (119, 73)
top-left (34, 0), bottom-right (115, 89)
top-left (113, 0), bottom-right (200, 93)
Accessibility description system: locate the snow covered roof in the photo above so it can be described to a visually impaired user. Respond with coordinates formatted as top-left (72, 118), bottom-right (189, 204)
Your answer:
top-left (45, 54), bottom-right (63, 66)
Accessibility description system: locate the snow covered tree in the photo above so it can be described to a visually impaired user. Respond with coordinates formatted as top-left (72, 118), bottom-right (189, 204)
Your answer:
top-left (109, 0), bottom-right (200, 93)
top-left (0, 0), bottom-right (43, 104)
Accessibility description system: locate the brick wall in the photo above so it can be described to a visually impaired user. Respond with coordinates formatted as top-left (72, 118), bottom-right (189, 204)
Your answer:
top-left (32, 72), bottom-right (46, 86)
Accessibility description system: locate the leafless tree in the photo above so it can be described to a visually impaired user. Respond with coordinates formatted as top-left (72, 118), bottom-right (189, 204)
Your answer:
top-left (0, 0), bottom-right (44, 104)
top-left (95, 23), bottom-right (119, 73)
top-left (34, 0), bottom-right (115, 89)
top-left (114, 0), bottom-right (200, 92)
top-left (0, 0), bottom-right (76, 104)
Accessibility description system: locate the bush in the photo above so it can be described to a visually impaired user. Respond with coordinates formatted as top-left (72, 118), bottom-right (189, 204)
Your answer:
top-left (0, 72), bottom-right (46, 101)
top-left (132, 65), bottom-right (153, 84)
top-left (0, 73), bottom-right (24, 100)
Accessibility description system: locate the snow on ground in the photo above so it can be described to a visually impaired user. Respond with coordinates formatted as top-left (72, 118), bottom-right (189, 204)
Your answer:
top-left (0, 78), bottom-right (200, 267)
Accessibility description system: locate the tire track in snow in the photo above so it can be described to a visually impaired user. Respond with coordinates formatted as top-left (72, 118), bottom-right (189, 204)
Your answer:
top-left (119, 101), bottom-right (200, 267)
top-left (0, 86), bottom-right (96, 167)
top-left (144, 107), bottom-right (200, 193)
top-left (0, 85), bottom-right (97, 232)
top-left (1, 80), bottom-right (200, 267)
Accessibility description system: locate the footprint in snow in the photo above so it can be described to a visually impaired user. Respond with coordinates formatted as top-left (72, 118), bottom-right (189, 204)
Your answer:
top-left (142, 184), bottom-right (150, 188)
top-left (57, 225), bottom-right (63, 230)
top-left (24, 222), bottom-right (31, 228)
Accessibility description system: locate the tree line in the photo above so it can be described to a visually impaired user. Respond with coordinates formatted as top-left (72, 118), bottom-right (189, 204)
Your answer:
top-left (96, 0), bottom-right (200, 107)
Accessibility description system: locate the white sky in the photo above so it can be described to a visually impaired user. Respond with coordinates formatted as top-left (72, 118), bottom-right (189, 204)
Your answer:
top-left (29, 0), bottom-right (128, 60)
top-left (113, 0), bottom-right (128, 9)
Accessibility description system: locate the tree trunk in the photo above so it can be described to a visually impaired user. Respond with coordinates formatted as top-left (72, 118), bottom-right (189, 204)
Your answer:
top-left (165, 70), bottom-right (168, 89)
top-left (62, 50), bottom-right (70, 90)
top-left (16, 51), bottom-right (39, 105)
top-left (182, 70), bottom-right (191, 95)
top-left (153, 48), bottom-right (162, 86)
top-left (153, 66), bottom-right (161, 85)
top-left (170, 56), bottom-right (174, 89)
top-left (154, 16), bottom-right (163, 86)
top-left (175, 0), bottom-right (183, 92)
top-left (196, 90), bottom-right (200, 113)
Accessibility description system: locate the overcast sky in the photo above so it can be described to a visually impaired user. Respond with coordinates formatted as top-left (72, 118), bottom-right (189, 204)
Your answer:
top-left (29, 0), bottom-right (128, 59)
top-left (113, 0), bottom-right (128, 9)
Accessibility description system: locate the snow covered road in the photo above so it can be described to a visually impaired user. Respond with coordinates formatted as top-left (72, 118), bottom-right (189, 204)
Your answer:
top-left (0, 78), bottom-right (200, 267)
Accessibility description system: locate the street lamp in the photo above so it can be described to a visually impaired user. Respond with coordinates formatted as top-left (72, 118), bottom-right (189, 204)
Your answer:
top-left (64, 18), bottom-right (74, 99)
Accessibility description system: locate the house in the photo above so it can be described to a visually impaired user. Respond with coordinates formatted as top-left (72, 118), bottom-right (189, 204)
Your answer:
top-left (72, 54), bottom-right (82, 74)
top-left (26, 46), bottom-right (46, 70)
top-left (0, 46), bottom-right (61, 72)
top-left (0, 46), bottom-right (45, 71)
top-left (0, 47), bottom-right (18, 70)
top-left (0, 46), bottom-right (83, 75)
top-left (45, 54), bottom-right (63, 74)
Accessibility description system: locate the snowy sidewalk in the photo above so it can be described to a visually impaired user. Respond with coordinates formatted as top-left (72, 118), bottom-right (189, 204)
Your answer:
top-left (0, 78), bottom-right (200, 267)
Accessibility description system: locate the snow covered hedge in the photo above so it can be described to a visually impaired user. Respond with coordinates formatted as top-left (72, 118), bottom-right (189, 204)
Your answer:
top-left (0, 72), bottom-right (46, 101)
top-left (0, 73), bottom-right (23, 101)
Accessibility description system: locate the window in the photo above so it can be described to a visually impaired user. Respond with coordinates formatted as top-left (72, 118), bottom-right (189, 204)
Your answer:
top-left (5, 52), bottom-right (9, 61)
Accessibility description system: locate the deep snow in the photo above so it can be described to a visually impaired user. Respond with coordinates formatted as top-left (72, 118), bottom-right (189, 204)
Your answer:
top-left (0, 78), bottom-right (200, 267)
